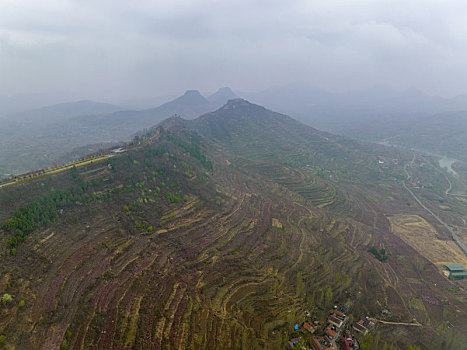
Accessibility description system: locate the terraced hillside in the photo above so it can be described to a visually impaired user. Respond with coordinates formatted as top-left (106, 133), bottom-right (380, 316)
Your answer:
top-left (0, 100), bottom-right (466, 349)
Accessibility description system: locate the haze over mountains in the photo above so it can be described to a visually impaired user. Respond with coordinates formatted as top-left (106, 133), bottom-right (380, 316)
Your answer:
top-left (7, 100), bottom-right (121, 123)
top-left (0, 88), bottom-right (238, 176)
top-left (3, 83), bottom-right (467, 177)
top-left (243, 84), bottom-right (467, 160)
top-left (242, 84), bottom-right (467, 133)
top-left (246, 84), bottom-right (467, 116)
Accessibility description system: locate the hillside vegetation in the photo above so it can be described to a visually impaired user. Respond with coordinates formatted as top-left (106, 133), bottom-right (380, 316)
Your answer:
top-left (0, 100), bottom-right (466, 349)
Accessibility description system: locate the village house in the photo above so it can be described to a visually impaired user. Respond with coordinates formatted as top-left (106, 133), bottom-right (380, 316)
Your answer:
top-left (311, 336), bottom-right (335, 350)
top-left (343, 333), bottom-right (359, 349)
top-left (353, 319), bottom-right (368, 335)
top-left (286, 337), bottom-right (301, 349)
top-left (311, 337), bottom-right (322, 350)
top-left (328, 309), bottom-right (348, 329)
top-left (325, 327), bottom-right (337, 340)
top-left (303, 321), bottom-right (314, 334)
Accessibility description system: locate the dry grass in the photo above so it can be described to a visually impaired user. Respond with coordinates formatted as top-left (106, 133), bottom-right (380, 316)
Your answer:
top-left (388, 214), bottom-right (467, 268)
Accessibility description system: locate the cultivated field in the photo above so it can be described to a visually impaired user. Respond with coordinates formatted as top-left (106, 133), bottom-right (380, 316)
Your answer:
top-left (388, 214), bottom-right (467, 268)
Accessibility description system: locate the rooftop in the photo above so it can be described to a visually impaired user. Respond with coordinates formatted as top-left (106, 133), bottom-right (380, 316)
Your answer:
top-left (325, 328), bottom-right (337, 338)
top-left (353, 322), bottom-right (368, 333)
top-left (334, 310), bottom-right (345, 317)
top-left (328, 316), bottom-right (343, 326)
top-left (303, 322), bottom-right (313, 332)
top-left (311, 338), bottom-right (322, 350)
top-left (449, 271), bottom-right (467, 277)
top-left (444, 264), bottom-right (467, 272)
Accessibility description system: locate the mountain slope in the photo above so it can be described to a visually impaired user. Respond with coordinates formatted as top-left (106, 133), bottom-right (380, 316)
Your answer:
top-left (1, 101), bottom-right (466, 349)
top-left (145, 89), bottom-right (212, 119)
top-left (187, 99), bottom-right (401, 187)
top-left (73, 90), bottom-right (211, 128)
top-left (0, 90), bottom-right (225, 176)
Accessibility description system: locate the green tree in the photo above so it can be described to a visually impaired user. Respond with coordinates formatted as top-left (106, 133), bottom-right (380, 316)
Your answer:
top-left (406, 345), bottom-right (423, 350)
top-left (60, 339), bottom-right (69, 350)
top-left (360, 334), bottom-right (374, 350)
top-left (324, 286), bottom-right (333, 307)
top-left (1, 294), bottom-right (12, 303)
top-left (334, 272), bottom-right (341, 283)
top-left (296, 272), bottom-right (305, 298)
top-left (374, 331), bottom-right (381, 349)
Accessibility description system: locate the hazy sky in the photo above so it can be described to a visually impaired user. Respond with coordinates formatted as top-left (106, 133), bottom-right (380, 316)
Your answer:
top-left (1, 0), bottom-right (467, 100)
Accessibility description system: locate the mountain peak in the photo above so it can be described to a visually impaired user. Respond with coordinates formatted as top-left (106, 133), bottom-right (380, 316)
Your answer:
top-left (215, 87), bottom-right (235, 95)
top-left (183, 90), bottom-right (204, 98)
top-left (207, 87), bottom-right (238, 108)
top-left (142, 89), bottom-right (210, 119)
top-left (222, 98), bottom-right (255, 109)
top-left (169, 90), bottom-right (208, 105)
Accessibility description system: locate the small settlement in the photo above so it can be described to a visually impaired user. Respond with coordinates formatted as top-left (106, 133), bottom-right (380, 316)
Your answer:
top-left (287, 305), bottom-right (372, 350)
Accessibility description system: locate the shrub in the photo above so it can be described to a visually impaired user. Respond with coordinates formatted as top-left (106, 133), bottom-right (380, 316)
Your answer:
top-left (369, 246), bottom-right (388, 262)
top-left (60, 339), bottom-right (68, 350)
top-left (2, 294), bottom-right (12, 303)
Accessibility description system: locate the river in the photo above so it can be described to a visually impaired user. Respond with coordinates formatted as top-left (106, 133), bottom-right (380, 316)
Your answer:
top-left (438, 156), bottom-right (458, 176)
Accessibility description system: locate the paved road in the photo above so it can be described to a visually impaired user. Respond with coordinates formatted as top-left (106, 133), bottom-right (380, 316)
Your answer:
top-left (0, 154), bottom-right (114, 190)
top-left (403, 153), bottom-right (467, 255)
top-left (0, 180), bottom-right (15, 189)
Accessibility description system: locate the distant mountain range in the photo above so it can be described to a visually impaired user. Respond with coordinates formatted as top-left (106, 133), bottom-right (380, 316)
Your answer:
top-left (64, 87), bottom-right (238, 137)
top-left (0, 92), bottom-right (86, 117)
top-left (7, 100), bottom-right (121, 124)
top-left (3, 83), bottom-right (467, 175)
top-left (0, 88), bottom-right (238, 175)
top-left (243, 84), bottom-right (467, 120)
top-left (240, 84), bottom-right (467, 158)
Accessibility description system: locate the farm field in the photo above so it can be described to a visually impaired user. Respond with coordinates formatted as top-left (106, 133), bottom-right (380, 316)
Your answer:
top-left (388, 214), bottom-right (467, 268)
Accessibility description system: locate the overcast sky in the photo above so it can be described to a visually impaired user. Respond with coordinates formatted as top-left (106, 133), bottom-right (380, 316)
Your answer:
top-left (1, 0), bottom-right (467, 101)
